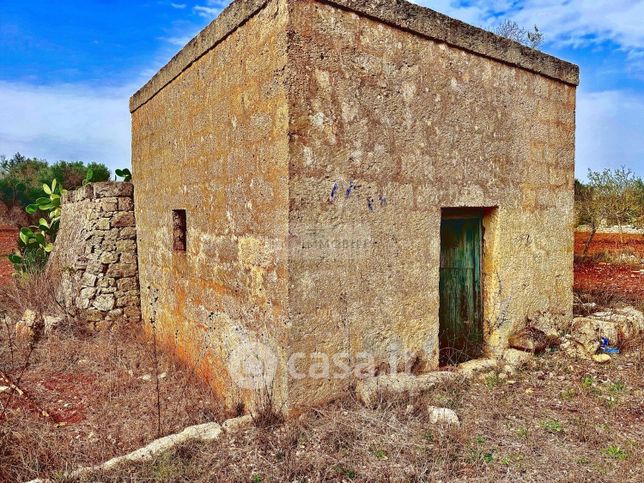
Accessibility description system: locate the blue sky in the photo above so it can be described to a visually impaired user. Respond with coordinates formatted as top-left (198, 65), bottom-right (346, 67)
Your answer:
top-left (1, 0), bottom-right (643, 179)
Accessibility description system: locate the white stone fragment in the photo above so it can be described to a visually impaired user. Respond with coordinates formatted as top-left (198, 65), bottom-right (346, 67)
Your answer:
top-left (428, 406), bottom-right (460, 426)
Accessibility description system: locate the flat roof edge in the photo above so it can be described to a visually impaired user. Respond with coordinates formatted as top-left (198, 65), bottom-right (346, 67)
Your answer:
top-left (324, 0), bottom-right (579, 87)
top-left (130, 0), bottom-right (579, 113)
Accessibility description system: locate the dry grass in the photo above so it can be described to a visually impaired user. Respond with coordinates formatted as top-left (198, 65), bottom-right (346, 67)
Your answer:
top-left (102, 350), bottom-right (643, 482)
top-left (0, 326), bottom-right (225, 482)
top-left (0, 268), bottom-right (64, 326)
top-left (574, 248), bottom-right (641, 267)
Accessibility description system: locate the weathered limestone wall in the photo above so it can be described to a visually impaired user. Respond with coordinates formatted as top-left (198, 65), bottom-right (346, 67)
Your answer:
top-left (131, 0), bottom-right (290, 412)
top-left (51, 182), bottom-right (141, 330)
top-left (285, 0), bottom-right (576, 408)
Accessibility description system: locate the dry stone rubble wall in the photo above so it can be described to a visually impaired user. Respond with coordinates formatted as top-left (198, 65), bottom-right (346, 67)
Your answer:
top-left (51, 182), bottom-right (141, 330)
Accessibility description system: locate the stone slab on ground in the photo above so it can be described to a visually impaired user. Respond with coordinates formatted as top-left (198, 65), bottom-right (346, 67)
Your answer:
top-left (222, 415), bottom-right (253, 433)
top-left (427, 406), bottom-right (460, 426)
top-left (457, 358), bottom-right (498, 378)
top-left (356, 371), bottom-right (458, 407)
top-left (26, 415), bottom-right (259, 482)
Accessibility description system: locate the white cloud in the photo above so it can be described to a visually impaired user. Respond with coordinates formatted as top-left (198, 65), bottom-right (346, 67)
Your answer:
top-left (413, 1), bottom-right (644, 53)
top-left (159, 34), bottom-right (195, 47)
top-left (510, 0), bottom-right (644, 51)
top-left (576, 89), bottom-right (644, 177)
top-left (193, 1), bottom-right (229, 18)
top-left (412, 0), bottom-right (492, 26)
top-left (0, 81), bottom-right (133, 173)
top-left (193, 6), bottom-right (220, 18)
top-left (170, 3), bottom-right (187, 9)
top-left (502, 0), bottom-right (643, 81)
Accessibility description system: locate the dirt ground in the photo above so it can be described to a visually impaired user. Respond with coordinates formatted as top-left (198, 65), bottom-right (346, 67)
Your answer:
top-left (574, 232), bottom-right (644, 258)
top-left (574, 232), bottom-right (644, 306)
top-left (0, 227), bottom-right (17, 286)
top-left (0, 329), bottom-right (225, 482)
top-left (105, 350), bottom-right (643, 482)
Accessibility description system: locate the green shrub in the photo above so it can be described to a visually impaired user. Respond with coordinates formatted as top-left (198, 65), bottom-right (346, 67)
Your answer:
top-left (115, 168), bottom-right (132, 182)
top-left (9, 179), bottom-right (66, 274)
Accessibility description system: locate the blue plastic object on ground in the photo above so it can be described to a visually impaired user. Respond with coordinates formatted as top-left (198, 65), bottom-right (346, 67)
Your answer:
top-left (600, 337), bottom-right (620, 354)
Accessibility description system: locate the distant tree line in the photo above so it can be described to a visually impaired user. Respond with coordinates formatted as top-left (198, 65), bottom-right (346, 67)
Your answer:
top-left (575, 167), bottom-right (644, 255)
top-left (0, 152), bottom-right (110, 208)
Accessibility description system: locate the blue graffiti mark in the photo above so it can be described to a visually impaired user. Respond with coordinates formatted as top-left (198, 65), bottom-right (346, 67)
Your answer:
top-left (379, 195), bottom-right (387, 207)
top-left (367, 197), bottom-right (374, 212)
top-left (330, 182), bottom-right (339, 201)
top-left (345, 181), bottom-right (355, 199)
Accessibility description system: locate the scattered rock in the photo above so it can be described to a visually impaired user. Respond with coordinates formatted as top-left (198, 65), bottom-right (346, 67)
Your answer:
top-left (15, 309), bottom-right (43, 342)
top-left (27, 414), bottom-right (254, 483)
top-left (592, 354), bottom-right (611, 364)
top-left (559, 335), bottom-right (591, 360)
top-left (139, 374), bottom-right (152, 382)
top-left (0, 385), bottom-right (11, 393)
top-left (428, 406), bottom-right (460, 426)
top-left (530, 312), bottom-right (562, 338)
top-left (478, 370), bottom-right (496, 381)
top-left (458, 358), bottom-right (497, 378)
top-left (589, 307), bottom-right (644, 340)
top-left (569, 317), bottom-right (618, 355)
top-left (502, 349), bottom-right (533, 370)
top-left (356, 371), bottom-right (457, 407)
top-left (43, 315), bottom-right (64, 335)
top-left (222, 415), bottom-right (253, 432)
top-left (508, 327), bottom-right (551, 354)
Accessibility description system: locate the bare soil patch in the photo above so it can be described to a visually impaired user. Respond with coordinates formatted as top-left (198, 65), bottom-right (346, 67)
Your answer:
top-left (574, 232), bottom-right (644, 307)
top-left (0, 227), bottom-right (17, 286)
top-left (575, 232), bottom-right (644, 258)
top-left (0, 328), bottom-right (225, 482)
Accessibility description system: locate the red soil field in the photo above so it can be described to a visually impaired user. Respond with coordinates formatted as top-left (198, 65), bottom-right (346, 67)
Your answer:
top-left (574, 231), bottom-right (644, 257)
top-left (0, 226), bottom-right (17, 285)
top-left (574, 231), bottom-right (644, 303)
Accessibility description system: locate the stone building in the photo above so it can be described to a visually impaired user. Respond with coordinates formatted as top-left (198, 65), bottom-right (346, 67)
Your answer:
top-left (130, 0), bottom-right (578, 413)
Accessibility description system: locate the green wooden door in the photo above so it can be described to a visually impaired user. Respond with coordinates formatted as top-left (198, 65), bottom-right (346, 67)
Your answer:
top-left (439, 215), bottom-right (483, 364)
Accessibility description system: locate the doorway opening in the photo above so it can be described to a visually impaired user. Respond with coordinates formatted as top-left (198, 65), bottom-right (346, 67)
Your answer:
top-left (439, 208), bottom-right (485, 365)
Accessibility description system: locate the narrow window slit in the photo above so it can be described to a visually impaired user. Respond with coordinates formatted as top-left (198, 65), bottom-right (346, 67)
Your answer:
top-left (173, 209), bottom-right (187, 252)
